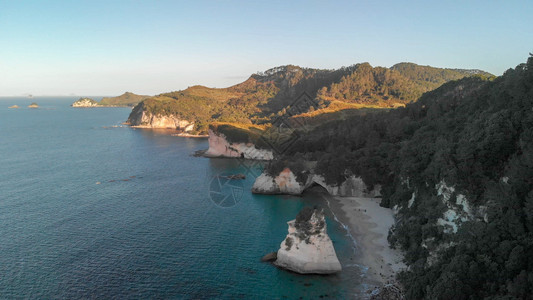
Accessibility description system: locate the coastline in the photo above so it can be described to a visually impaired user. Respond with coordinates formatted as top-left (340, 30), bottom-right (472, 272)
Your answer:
top-left (171, 133), bottom-right (209, 138)
top-left (126, 125), bottom-right (208, 138)
top-left (72, 105), bottom-right (135, 108)
top-left (328, 196), bottom-right (406, 288)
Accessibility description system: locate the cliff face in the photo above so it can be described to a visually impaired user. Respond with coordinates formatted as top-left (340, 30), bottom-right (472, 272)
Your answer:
top-left (252, 168), bottom-right (381, 197)
top-left (274, 208), bottom-right (342, 274)
top-left (127, 102), bottom-right (194, 131)
top-left (205, 129), bottom-right (273, 160)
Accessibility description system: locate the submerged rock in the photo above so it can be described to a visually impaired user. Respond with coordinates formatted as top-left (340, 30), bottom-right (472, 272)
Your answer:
top-left (223, 174), bottom-right (246, 180)
top-left (261, 252), bottom-right (277, 262)
top-left (274, 207), bottom-right (342, 274)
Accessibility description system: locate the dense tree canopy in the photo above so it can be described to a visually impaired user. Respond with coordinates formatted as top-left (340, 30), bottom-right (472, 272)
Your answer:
top-left (129, 63), bottom-right (488, 134)
top-left (268, 56), bottom-right (533, 299)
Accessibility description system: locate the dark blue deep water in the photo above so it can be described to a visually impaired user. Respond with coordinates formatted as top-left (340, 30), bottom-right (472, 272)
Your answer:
top-left (0, 97), bottom-right (363, 299)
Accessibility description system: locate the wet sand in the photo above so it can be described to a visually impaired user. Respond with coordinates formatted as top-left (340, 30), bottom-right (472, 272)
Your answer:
top-left (329, 196), bottom-right (406, 288)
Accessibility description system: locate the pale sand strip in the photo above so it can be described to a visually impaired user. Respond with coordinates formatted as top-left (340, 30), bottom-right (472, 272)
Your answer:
top-left (331, 196), bottom-right (406, 286)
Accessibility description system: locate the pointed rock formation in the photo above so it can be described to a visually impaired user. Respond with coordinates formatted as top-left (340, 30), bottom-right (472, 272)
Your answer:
top-left (274, 207), bottom-right (342, 274)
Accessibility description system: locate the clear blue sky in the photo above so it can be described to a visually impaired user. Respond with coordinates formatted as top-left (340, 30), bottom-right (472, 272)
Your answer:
top-left (0, 0), bottom-right (531, 96)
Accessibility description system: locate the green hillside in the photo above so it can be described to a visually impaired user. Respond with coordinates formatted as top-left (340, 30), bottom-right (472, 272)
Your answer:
top-left (129, 63), bottom-right (490, 134)
top-left (317, 63), bottom-right (494, 107)
top-left (391, 62), bottom-right (493, 87)
top-left (100, 92), bottom-right (150, 107)
top-left (269, 56), bottom-right (533, 299)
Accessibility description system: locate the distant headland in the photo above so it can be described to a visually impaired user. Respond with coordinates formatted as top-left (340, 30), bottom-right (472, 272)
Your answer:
top-left (71, 92), bottom-right (150, 108)
top-left (123, 62), bottom-right (492, 135)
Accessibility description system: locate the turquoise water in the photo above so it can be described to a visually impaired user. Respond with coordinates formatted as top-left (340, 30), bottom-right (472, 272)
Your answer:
top-left (0, 97), bottom-right (363, 299)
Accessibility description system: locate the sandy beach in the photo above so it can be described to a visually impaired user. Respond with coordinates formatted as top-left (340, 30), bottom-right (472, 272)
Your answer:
top-left (329, 196), bottom-right (406, 288)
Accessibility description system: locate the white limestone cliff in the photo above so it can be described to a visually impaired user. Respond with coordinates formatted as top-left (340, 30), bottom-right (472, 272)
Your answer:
top-left (252, 168), bottom-right (381, 197)
top-left (274, 208), bottom-right (342, 274)
top-left (435, 180), bottom-right (477, 234)
top-left (399, 180), bottom-right (489, 267)
top-left (127, 105), bottom-right (195, 131)
top-left (205, 129), bottom-right (273, 160)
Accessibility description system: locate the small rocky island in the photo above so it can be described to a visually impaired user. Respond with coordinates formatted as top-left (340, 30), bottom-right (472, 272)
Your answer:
top-left (267, 206), bottom-right (342, 274)
top-left (28, 102), bottom-right (39, 108)
top-left (72, 98), bottom-right (100, 107)
top-left (8, 105), bottom-right (19, 109)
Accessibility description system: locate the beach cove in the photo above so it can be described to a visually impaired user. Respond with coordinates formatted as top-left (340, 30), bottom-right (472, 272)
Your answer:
top-left (329, 196), bottom-right (407, 288)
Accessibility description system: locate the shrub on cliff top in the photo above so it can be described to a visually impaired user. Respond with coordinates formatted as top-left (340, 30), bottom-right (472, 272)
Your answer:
top-left (295, 206), bottom-right (315, 225)
top-left (285, 237), bottom-right (293, 250)
top-left (209, 123), bottom-right (269, 147)
top-left (294, 206), bottom-right (324, 242)
top-left (265, 157), bottom-right (309, 184)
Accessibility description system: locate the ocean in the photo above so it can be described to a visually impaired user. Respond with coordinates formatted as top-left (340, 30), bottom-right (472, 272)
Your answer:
top-left (0, 97), bottom-right (365, 299)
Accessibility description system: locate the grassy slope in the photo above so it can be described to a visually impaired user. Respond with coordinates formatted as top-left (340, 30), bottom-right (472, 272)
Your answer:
top-left (130, 63), bottom-right (492, 134)
top-left (100, 92), bottom-right (150, 106)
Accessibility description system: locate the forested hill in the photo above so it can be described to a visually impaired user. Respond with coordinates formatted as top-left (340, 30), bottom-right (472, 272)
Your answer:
top-left (390, 62), bottom-right (492, 87)
top-left (315, 63), bottom-right (492, 107)
top-left (99, 92), bottom-right (150, 107)
top-left (128, 63), bottom-right (490, 133)
top-left (272, 56), bottom-right (533, 299)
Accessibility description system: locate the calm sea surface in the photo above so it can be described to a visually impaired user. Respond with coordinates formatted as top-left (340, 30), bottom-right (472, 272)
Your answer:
top-left (0, 97), bottom-right (364, 299)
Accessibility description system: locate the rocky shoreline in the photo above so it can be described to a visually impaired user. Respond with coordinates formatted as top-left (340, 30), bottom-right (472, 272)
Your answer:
top-left (127, 101), bottom-right (195, 131)
top-left (204, 129), bottom-right (273, 160)
top-left (171, 133), bottom-right (208, 138)
top-left (252, 167), bottom-right (381, 197)
top-left (193, 122), bottom-right (406, 295)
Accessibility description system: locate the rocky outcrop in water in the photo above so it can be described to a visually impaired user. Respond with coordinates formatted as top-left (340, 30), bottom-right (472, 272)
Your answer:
top-left (204, 129), bottom-right (273, 160)
top-left (273, 207), bottom-right (341, 274)
top-left (252, 168), bottom-right (381, 197)
top-left (72, 98), bottom-right (100, 107)
top-left (126, 102), bottom-right (194, 131)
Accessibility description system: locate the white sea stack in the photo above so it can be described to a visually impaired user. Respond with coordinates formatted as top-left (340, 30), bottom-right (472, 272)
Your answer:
top-left (274, 207), bottom-right (342, 274)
